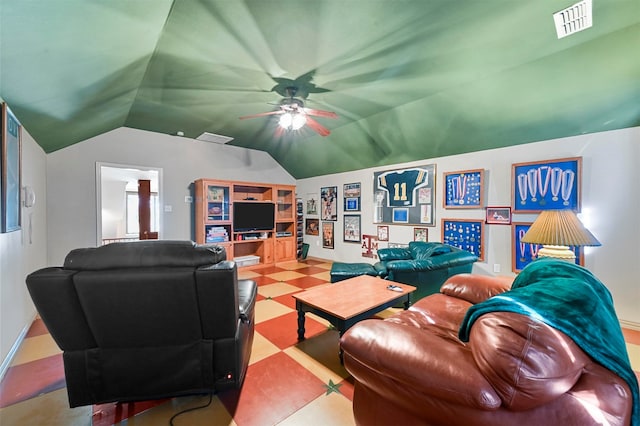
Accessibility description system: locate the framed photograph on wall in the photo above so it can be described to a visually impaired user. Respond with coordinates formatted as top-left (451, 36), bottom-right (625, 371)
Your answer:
top-left (1, 103), bottom-right (21, 233)
top-left (306, 193), bottom-right (319, 215)
top-left (441, 219), bottom-right (484, 261)
top-left (343, 214), bottom-right (361, 243)
top-left (377, 225), bottom-right (389, 241)
top-left (511, 222), bottom-right (583, 273)
top-left (373, 163), bottom-right (436, 226)
top-left (343, 182), bottom-right (361, 212)
top-left (305, 218), bottom-right (319, 236)
top-left (443, 169), bottom-right (484, 208)
top-left (512, 157), bottom-right (581, 212)
top-left (485, 206), bottom-right (511, 224)
top-left (320, 186), bottom-right (338, 220)
top-left (322, 221), bottom-right (334, 249)
top-left (413, 227), bottom-right (428, 242)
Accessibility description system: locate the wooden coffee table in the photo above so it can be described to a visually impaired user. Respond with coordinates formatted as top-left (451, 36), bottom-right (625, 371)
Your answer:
top-left (293, 275), bottom-right (416, 361)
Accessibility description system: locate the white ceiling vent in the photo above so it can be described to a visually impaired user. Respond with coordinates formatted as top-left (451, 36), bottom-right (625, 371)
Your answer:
top-left (196, 132), bottom-right (234, 144)
top-left (553, 0), bottom-right (592, 39)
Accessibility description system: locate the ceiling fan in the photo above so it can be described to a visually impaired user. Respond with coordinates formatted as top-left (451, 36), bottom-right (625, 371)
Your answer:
top-left (240, 86), bottom-right (338, 137)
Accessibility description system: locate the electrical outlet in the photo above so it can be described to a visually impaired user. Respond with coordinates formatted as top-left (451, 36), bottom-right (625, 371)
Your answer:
top-left (164, 205), bottom-right (172, 213)
top-left (493, 264), bottom-right (501, 273)
top-left (184, 195), bottom-right (193, 203)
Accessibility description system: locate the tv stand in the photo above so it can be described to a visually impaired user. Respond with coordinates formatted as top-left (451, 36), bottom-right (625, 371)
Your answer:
top-left (194, 178), bottom-right (296, 268)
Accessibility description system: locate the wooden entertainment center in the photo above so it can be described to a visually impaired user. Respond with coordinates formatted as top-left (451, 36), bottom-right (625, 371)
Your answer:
top-left (194, 178), bottom-right (297, 268)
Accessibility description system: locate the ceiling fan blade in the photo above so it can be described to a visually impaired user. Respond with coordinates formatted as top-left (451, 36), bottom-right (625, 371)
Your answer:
top-left (303, 108), bottom-right (338, 119)
top-left (239, 110), bottom-right (284, 120)
top-left (305, 116), bottom-right (331, 137)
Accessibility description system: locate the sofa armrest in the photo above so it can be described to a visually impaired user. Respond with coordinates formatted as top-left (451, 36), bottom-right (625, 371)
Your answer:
top-left (440, 274), bottom-right (513, 304)
top-left (341, 319), bottom-right (501, 410)
top-left (377, 247), bottom-right (411, 262)
top-left (385, 250), bottom-right (477, 273)
top-left (26, 267), bottom-right (96, 350)
top-left (372, 262), bottom-right (388, 277)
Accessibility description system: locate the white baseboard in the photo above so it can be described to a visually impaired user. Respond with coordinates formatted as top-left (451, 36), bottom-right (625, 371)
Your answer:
top-left (620, 319), bottom-right (640, 331)
top-left (0, 314), bottom-right (37, 382)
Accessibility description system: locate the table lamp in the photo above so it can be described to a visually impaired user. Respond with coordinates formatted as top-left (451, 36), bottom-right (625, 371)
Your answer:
top-left (521, 209), bottom-right (601, 260)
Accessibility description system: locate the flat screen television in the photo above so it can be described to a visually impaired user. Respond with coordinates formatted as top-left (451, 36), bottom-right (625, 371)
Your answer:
top-left (233, 202), bottom-right (275, 232)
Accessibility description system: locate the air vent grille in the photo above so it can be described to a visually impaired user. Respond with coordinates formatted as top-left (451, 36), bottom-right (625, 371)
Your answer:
top-left (553, 0), bottom-right (592, 39)
top-left (196, 132), bottom-right (234, 144)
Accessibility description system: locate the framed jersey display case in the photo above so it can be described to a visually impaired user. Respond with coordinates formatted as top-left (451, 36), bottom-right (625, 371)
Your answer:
top-left (373, 164), bottom-right (436, 226)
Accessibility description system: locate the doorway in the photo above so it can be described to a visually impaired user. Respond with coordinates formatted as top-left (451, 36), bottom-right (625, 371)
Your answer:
top-left (96, 162), bottom-right (163, 245)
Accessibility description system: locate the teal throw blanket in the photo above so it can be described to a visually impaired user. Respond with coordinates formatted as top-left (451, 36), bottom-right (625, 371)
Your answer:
top-left (459, 258), bottom-right (638, 425)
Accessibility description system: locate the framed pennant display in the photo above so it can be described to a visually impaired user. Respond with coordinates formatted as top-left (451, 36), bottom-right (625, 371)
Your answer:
top-left (443, 169), bottom-right (484, 208)
top-left (441, 219), bottom-right (484, 261)
top-left (511, 222), bottom-right (583, 272)
top-left (512, 157), bottom-right (581, 212)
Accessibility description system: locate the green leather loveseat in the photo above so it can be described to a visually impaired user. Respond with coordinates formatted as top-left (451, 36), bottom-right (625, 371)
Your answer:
top-left (375, 241), bottom-right (478, 302)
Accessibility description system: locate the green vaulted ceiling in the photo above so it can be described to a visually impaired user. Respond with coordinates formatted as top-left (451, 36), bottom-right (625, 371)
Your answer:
top-left (1, 1), bottom-right (638, 178)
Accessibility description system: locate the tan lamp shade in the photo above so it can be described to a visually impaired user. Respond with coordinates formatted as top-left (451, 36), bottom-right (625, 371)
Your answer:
top-left (521, 210), bottom-right (600, 260)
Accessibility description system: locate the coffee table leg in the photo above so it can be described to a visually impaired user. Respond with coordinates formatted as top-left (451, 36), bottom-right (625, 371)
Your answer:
top-left (297, 307), bottom-right (306, 341)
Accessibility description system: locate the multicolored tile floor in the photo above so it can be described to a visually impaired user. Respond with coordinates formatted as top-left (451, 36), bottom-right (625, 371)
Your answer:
top-left (1, 258), bottom-right (639, 426)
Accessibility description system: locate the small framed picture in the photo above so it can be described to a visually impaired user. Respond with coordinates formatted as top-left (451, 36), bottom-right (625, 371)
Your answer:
top-left (322, 222), bottom-right (334, 249)
top-left (392, 208), bottom-right (409, 223)
top-left (306, 193), bottom-right (319, 215)
top-left (485, 206), bottom-right (512, 225)
top-left (343, 182), bottom-right (361, 212)
top-left (377, 225), bottom-right (389, 241)
top-left (305, 218), bottom-right (319, 236)
top-left (321, 186), bottom-right (338, 221)
top-left (343, 214), bottom-right (361, 243)
top-left (413, 227), bottom-right (428, 242)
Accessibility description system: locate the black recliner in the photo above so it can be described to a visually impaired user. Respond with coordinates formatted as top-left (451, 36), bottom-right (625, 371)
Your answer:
top-left (26, 240), bottom-right (256, 407)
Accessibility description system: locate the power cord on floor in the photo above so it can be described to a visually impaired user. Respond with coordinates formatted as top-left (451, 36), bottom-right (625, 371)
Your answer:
top-left (168, 393), bottom-right (214, 426)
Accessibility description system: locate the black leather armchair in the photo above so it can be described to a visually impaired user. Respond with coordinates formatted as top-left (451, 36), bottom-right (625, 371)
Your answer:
top-left (26, 240), bottom-right (257, 407)
top-left (375, 241), bottom-right (478, 302)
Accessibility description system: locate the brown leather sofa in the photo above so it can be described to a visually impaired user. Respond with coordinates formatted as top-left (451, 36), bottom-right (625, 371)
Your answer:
top-left (341, 268), bottom-right (635, 425)
top-left (26, 240), bottom-right (257, 407)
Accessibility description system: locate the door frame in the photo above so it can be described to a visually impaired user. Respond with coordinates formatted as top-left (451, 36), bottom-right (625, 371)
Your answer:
top-left (95, 162), bottom-right (163, 246)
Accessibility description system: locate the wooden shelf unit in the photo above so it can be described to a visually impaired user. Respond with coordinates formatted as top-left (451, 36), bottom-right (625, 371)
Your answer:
top-left (194, 179), bottom-right (297, 268)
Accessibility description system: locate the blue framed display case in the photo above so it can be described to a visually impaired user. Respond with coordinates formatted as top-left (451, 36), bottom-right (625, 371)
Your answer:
top-left (512, 157), bottom-right (581, 212)
top-left (441, 219), bottom-right (484, 261)
top-left (511, 222), bottom-right (583, 272)
top-left (443, 169), bottom-right (484, 208)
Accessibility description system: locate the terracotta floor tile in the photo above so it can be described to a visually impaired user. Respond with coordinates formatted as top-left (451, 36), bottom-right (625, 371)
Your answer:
top-left (248, 275), bottom-right (278, 286)
top-left (265, 270), bottom-right (306, 282)
top-left (622, 328), bottom-right (640, 345)
top-left (218, 351), bottom-right (326, 426)
top-left (285, 275), bottom-right (327, 289)
top-left (256, 311), bottom-right (328, 350)
top-left (291, 266), bottom-right (329, 276)
top-left (92, 398), bottom-right (169, 426)
top-left (0, 354), bottom-right (65, 408)
top-left (25, 318), bottom-right (49, 338)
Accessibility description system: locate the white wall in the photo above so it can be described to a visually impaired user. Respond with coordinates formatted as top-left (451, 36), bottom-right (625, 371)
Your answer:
top-left (46, 127), bottom-right (295, 265)
top-left (297, 127), bottom-right (640, 326)
top-left (0, 128), bottom-right (48, 372)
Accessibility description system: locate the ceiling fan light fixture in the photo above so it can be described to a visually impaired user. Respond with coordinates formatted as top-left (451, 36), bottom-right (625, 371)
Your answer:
top-left (291, 113), bottom-right (307, 130)
top-left (278, 112), bottom-right (307, 130)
